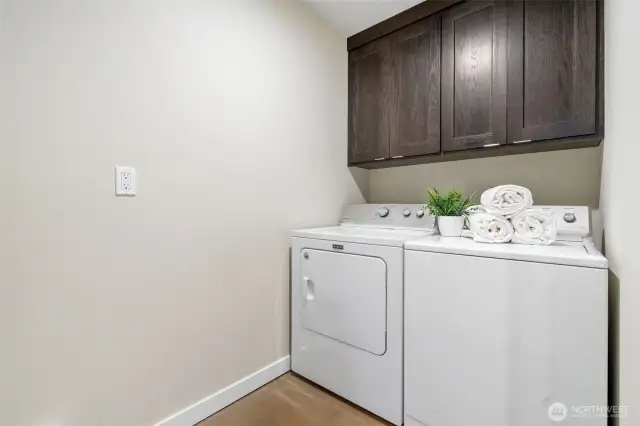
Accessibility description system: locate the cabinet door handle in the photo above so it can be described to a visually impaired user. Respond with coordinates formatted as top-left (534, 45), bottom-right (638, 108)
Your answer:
top-left (483, 143), bottom-right (500, 148)
top-left (391, 155), bottom-right (404, 159)
top-left (512, 139), bottom-right (532, 144)
top-left (374, 157), bottom-right (385, 161)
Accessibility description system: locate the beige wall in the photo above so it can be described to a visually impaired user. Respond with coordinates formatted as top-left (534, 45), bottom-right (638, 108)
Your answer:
top-left (0, 1), bottom-right (364, 425)
top-left (601, 0), bottom-right (640, 423)
top-left (369, 147), bottom-right (603, 206)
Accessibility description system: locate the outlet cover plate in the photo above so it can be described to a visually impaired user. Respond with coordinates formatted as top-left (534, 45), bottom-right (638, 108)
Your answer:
top-left (115, 166), bottom-right (136, 196)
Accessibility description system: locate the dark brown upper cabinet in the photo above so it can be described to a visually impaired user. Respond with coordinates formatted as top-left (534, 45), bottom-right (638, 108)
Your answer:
top-left (389, 15), bottom-right (442, 158)
top-left (346, 0), bottom-right (603, 168)
top-left (507, 0), bottom-right (597, 144)
top-left (348, 39), bottom-right (392, 163)
top-left (442, 0), bottom-right (507, 152)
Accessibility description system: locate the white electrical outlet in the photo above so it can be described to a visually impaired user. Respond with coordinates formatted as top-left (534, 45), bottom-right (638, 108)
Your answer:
top-left (115, 166), bottom-right (136, 196)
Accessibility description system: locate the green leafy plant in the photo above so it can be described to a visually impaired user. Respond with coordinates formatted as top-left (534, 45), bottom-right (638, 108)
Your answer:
top-left (425, 188), bottom-right (476, 217)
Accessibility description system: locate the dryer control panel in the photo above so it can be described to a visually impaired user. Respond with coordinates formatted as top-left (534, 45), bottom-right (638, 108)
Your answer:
top-left (340, 204), bottom-right (436, 231)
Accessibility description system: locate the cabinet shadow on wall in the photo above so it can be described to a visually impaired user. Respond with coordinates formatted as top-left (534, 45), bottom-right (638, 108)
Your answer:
top-left (349, 167), bottom-right (371, 201)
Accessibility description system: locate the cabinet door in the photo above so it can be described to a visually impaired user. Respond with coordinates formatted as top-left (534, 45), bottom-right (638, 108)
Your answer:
top-left (442, 1), bottom-right (507, 152)
top-left (389, 15), bottom-right (441, 158)
top-left (348, 39), bottom-right (391, 163)
top-left (507, 0), bottom-right (597, 143)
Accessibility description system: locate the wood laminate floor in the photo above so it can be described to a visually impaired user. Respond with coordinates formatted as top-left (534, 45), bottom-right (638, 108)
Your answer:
top-left (197, 373), bottom-right (391, 426)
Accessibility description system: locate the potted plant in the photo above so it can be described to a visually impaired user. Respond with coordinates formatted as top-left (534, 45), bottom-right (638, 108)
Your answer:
top-left (425, 188), bottom-right (475, 237)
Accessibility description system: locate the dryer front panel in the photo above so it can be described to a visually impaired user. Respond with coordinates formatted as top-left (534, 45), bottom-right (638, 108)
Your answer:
top-left (299, 248), bottom-right (387, 355)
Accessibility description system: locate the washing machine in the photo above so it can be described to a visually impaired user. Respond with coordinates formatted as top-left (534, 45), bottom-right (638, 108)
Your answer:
top-left (403, 206), bottom-right (608, 426)
top-left (291, 204), bottom-right (436, 425)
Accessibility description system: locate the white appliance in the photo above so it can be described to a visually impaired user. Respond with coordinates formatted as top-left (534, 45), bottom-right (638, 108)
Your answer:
top-left (291, 204), bottom-right (436, 425)
top-left (403, 206), bottom-right (608, 426)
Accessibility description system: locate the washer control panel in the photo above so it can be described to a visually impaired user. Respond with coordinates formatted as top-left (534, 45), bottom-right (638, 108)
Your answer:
top-left (535, 205), bottom-right (591, 240)
top-left (340, 204), bottom-right (435, 230)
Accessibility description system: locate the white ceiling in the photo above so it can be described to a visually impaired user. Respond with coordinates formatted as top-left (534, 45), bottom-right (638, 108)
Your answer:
top-left (302, 0), bottom-right (423, 37)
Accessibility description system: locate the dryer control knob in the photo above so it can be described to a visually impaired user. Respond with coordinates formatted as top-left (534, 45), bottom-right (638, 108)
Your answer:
top-left (564, 213), bottom-right (577, 223)
top-left (403, 208), bottom-right (411, 217)
top-left (378, 207), bottom-right (390, 218)
top-left (416, 209), bottom-right (425, 218)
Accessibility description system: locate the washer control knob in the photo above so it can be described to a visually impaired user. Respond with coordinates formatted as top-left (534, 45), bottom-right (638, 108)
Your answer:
top-left (563, 212), bottom-right (577, 223)
top-left (402, 208), bottom-right (411, 217)
top-left (378, 207), bottom-right (390, 218)
top-left (416, 209), bottom-right (425, 218)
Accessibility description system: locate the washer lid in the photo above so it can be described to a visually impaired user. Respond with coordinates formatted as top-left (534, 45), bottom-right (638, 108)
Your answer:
top-left (292, 226), bottom-right (434, 247)
top-left (404, 236), bottom-right (608, 269)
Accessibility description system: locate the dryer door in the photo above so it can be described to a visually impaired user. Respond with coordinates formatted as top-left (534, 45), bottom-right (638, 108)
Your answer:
top-left (299, 249), bottom-right (387, 355)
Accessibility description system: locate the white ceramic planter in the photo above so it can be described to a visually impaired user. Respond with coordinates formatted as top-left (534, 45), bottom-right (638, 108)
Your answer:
top-left (437, 216), bottom-right (465, 237)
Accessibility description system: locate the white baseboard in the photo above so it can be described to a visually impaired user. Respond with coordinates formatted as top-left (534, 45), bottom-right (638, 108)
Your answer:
top-left (153, 355), bottom-right (291, 426)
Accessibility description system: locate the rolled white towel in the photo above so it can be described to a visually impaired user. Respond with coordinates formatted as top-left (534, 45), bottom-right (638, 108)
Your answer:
top-left (461, 205), bottom-right (486, 238)
top-left (511, 209), bottom-right (557, 245)
top-left (467, 212), bottom-right (514, 244)
top-left (465, 204), bottom-right (486, 215)
top-left (480, 185), bottom-right (533, 218)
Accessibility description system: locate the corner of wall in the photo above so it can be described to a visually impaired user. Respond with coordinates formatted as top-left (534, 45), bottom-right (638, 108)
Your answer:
top-left (0, 0), bottom-right (6, 33)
